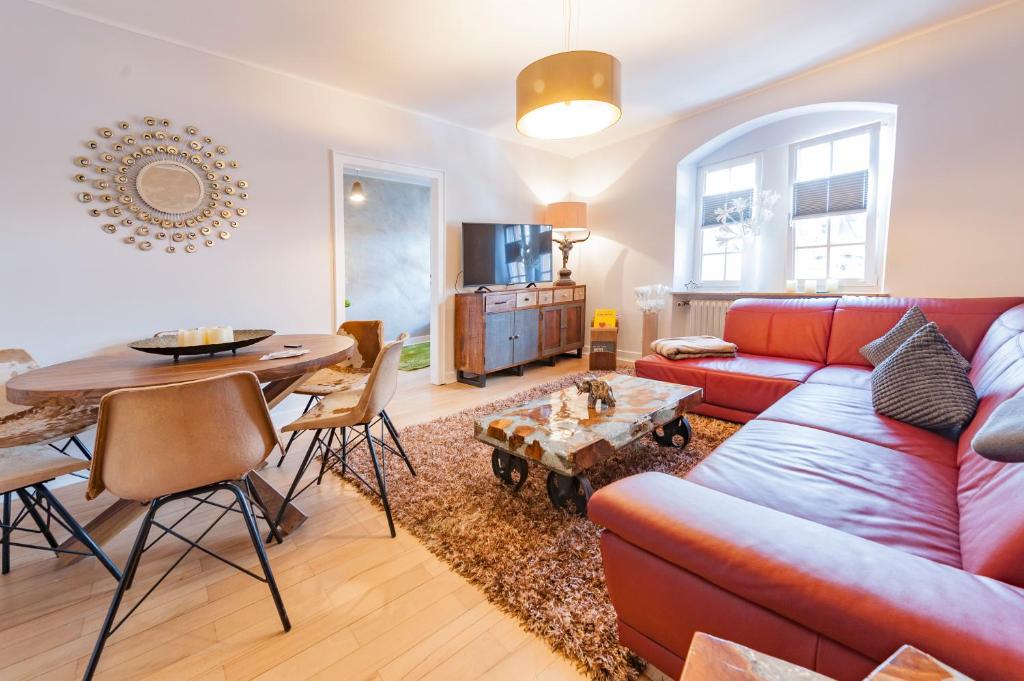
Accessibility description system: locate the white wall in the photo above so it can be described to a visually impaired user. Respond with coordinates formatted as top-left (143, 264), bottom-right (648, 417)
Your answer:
top-left (0, 0), bottom-right (570, 390)
top-left (570, 1), bottom-right (1024, 358)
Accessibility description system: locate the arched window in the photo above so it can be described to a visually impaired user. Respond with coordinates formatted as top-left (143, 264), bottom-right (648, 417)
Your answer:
top-left (676, 104), bottom-right (897, 293)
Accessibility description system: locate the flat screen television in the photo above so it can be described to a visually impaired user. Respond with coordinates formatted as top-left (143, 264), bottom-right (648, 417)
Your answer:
top-left (462, 223), bottom-right (553, 287)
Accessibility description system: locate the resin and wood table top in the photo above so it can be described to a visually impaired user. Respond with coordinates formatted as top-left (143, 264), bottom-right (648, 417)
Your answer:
top-left (5, 333), bottom-right (354, 406)
top-left (474, 373), bottom-right (702, 476)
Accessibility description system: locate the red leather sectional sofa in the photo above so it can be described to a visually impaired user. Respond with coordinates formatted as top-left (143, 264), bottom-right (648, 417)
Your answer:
top-left (590, 297), bottom-right (1024, 680)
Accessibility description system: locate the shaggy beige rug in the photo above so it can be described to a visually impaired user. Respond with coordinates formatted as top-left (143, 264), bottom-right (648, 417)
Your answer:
top-left (331, 371), bottom-right (740, 679)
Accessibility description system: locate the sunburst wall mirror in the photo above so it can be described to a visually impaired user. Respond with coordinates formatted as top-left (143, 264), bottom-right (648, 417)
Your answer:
top-left (73, 117), bottom-right (249, 253)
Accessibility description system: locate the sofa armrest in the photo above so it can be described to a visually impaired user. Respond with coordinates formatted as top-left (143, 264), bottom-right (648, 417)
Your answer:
top-left (589, 472), bottom-right (1024, 679)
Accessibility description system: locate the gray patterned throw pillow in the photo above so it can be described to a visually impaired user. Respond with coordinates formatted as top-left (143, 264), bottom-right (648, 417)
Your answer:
top-left (971, 391), bottom-right (1024, 462)
top-left (871, 322), bottom-right (977, 432)
top-left (861, 305), bottom-right (969, 369)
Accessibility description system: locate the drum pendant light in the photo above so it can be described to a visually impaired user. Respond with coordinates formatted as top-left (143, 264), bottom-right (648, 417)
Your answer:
top-left (516, 1), bottom-right (621, 139)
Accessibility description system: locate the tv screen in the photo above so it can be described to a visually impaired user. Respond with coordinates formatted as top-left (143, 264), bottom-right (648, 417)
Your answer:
top-left (462, 223), bottom-right (553, 287)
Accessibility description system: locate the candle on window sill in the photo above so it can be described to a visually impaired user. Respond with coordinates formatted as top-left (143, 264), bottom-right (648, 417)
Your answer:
top-left (784, 279), bottom-right (797, 293)
top-left (825, 278), bottom-right (840, 293)
top-left (803, 279), bottom-right (817, 294)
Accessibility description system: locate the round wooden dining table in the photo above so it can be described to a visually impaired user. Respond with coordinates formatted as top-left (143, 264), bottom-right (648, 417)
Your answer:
top-left (4, 333), bottom-right (354, 565)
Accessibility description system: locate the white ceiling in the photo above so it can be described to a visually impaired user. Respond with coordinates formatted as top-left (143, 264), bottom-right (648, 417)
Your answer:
top-left (37, 0), bottom-right (997, 157)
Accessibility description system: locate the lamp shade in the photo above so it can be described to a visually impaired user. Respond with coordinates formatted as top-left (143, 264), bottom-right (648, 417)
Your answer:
top-left (516, 51), bottom-right (621, 140)
top-left (546, 201), bottom-right (588, 230)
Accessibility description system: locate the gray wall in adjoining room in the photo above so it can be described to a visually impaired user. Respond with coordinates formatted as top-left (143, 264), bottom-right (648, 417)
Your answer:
top-left (343, 174), bottom-right (431, 340)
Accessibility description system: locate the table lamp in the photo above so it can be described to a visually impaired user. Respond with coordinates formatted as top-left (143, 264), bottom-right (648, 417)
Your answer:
top-left (547, 201), bottom-right (590, 287)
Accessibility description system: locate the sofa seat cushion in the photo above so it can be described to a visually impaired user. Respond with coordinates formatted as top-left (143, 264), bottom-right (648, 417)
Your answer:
top-left (759, 383), bottom-right (957, 468)
top-left (685, 419), bottom-right (962, 567)
top-left (806, 365), bottom-right (872, 391)
top-left (635, 353), bottom-right (821, 415)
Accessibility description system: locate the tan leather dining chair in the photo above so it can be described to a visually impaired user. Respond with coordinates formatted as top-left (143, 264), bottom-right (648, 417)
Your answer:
top-left (278, 320), bottom-right (384, 464)
top-left (277, 333), bottom-right (412, 537)
top-left (0, 444), bottom-right (119, 578)
top-left (82, 372), bottom-right (290, 681)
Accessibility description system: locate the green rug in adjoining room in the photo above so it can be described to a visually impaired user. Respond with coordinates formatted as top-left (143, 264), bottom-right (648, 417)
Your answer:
top-left (399, 341), bottom-right (430, 371)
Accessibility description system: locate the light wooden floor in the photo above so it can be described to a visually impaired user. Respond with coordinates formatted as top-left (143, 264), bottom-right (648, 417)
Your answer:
top-left (0, 359), bottom-right (595, 681)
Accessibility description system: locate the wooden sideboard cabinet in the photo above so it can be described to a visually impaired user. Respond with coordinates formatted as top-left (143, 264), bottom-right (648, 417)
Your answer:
top-left (455, 285), bottom-right (586, 387)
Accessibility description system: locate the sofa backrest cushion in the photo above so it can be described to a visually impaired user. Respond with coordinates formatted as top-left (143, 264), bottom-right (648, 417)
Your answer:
top-left (826, 297), bottom-right (1023, 367)
top-left (723, 298), bottom-right (837, 363)
top-left (956, 302), bottom-right (1024, 586)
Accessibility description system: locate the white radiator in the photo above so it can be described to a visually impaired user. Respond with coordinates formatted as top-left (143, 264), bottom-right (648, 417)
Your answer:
top-left (685, 300), bottom-right (732, 337)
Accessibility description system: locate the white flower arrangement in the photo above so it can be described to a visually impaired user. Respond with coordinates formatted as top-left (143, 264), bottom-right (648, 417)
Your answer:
top-left (714, 189), bottom-right (781, 248)
top-left (634, 284), bottom-right (670, 313)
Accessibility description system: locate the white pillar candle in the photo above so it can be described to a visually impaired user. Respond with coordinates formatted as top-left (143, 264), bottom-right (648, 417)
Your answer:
top-left (183, 328), bottom-right (205, 346)
top-left (803, 279), bottom-right (817, 294)
top-left (784, 279), bottom-right (797, 293)
top-left (211, 326), bottom-right (233, 343)
top-left (826, 278), bottom-right (840, 293)
top-left (176, 329), bottom-right (187, 347)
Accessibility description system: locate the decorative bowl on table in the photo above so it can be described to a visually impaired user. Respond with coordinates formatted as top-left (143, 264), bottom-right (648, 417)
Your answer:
top-left (128, 329), bottom-right (275, 361)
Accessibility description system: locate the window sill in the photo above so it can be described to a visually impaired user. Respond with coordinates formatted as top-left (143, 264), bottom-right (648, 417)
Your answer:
top-left (671, 290), bottom-right (889, 299)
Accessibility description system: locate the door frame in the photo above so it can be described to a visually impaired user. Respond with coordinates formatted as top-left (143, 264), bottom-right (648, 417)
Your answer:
top-left (330, 151), bottom-right (447, 385)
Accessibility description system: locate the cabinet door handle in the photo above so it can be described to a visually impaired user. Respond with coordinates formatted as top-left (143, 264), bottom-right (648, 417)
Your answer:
top-left (514, 334), bottom-right (519, 339)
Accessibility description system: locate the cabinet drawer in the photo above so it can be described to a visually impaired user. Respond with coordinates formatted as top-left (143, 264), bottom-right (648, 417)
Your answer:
top-left (485, 294), bottom-right (516, 313)
top-left (516, 291), bottom-right (538, 308)
top-left (573, 286), bottom-right (586, 301)
top-left (538, 290), bottom-right (553, 305)
top-left (553, 288), bottom-right (574, 303)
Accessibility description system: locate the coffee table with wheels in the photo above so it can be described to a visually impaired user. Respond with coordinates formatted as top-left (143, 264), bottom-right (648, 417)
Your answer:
top-left (474, 374), bottom-right (702, 515)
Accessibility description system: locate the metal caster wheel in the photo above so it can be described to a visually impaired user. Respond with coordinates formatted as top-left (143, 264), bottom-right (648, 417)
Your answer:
top-left (491, 449), bottom-right (528, 492)
top-left (546, 471), bottom-right (593, 516)
top-left (652, 416), bottom-right (693, 449)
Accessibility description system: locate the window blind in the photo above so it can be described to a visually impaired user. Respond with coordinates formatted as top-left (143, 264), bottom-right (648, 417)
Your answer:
top-left (701, 188), bottom-right (754, 227)
top-left (792, 170), bottom-right (868, 219)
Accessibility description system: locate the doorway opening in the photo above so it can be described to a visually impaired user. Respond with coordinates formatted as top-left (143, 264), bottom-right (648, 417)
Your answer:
top-left (332, 153), bottom-right (446, 385)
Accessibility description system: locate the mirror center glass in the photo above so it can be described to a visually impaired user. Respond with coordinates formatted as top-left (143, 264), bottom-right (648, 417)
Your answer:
top-left (136, 161), bottom-right (204, 214)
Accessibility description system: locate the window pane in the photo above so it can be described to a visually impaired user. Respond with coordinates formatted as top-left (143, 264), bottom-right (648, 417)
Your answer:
top-left (702, 254), bottom-right (725, 281)
top-left (705, 168), bottom-right (730, 195)
top-left (832, 132), bottom-right (870, 174)
top-left (830, 213), bottom-right (867, 245)
top-left (796, 142), bottom-right (830, 181)
top-left (795, 247), bottom-right (828, 280)
top-left (729, 162), bottom-right (755, 191)
top-left (724, 254), bottom-right (742, 281)
top-left (794, 218), bottom-right (828, 247)
top-left (701, 227), bottom-right (721, 254)
top-left (829, 244), bottom-right (866, 280)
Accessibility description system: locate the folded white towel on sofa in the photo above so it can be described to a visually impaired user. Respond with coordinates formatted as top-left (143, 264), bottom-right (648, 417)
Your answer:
top-left (651, 336), bottom-right (738, 360)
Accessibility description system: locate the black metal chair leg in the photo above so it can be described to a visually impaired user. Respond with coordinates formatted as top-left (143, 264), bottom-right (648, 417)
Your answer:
top-left (316, 428), bottom-right (337, 485)
top-left (71, 435), bottom-right (92, 460)
top-left (15, 488), bottom-right (59, 549)
top-left (339, 427), bottom-right (349, 476)
top-left (245, 477), bottom-right (283, 545)
top-left (35, 485), bottom-right (122, 581)
top-left (228, 482), bottom-right (291, 632)
top-left (277, 395), bottom-right (317, 466)
top-left (82, 501), bottom-right (158, 681)
top-left (381, 410), bottom-right (415, 476)
top-left (365, 424), bottom-right (396, 538)
top-left (2, 492), bottom-right (10, 575)
top-left (270, 429), bottom-right (322, 541)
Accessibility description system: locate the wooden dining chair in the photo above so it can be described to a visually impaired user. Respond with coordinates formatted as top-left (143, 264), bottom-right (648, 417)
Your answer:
top-left (277, 333), bottom-right (412, 537)
top-left (0, 443), bottom-right (120, 578)
top-left (1, 349), bottom-right (96, 464)
top-left (278, 320), bottom-right (385, 464)
top-left (82, 372), bottom-right (290, 681)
